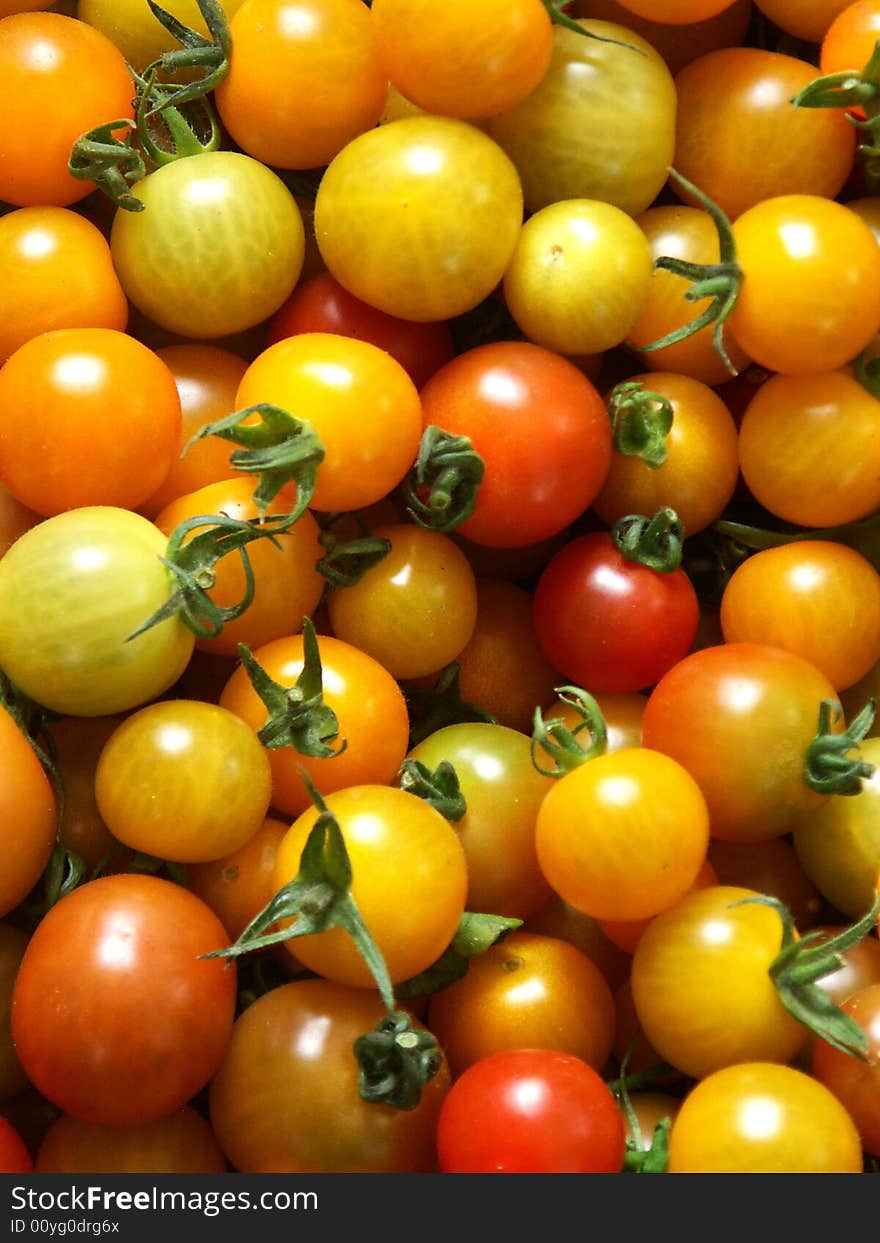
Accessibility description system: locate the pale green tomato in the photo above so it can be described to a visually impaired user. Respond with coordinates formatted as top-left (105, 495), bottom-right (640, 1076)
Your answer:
top-left (503, 199), bottom-right (652, 355)
top-left (487, 21), bottom-right (676, 216)
top-left (77, 0), bottom-right (246, 70)
top-left (314, 117), bottom-right (524, 321)
top-left (110, 152), bottom-right (304, 339)
top-left (0, 507), bottom-right (194, 716)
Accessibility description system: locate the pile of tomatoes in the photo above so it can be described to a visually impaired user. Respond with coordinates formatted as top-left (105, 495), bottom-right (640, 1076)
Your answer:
top-left (2, 0), bottom-right (880, 1178)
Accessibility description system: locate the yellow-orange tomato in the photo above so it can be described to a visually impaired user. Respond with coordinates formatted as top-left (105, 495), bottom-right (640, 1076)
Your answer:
top-left (525, 896), bottom-right (632, 992)
top-left (0, 923), bottom-right (30, 1103)
top-left (219, 632), bottom-right (410, 819)
top-left (154, 480), bottom-right (325, 658)
top-left (48, 715), bottom-right (124, 873)
top-left (536, 748), bottom-right (710, 922)
top-left (140, 346), bottom-right (247, 517)
top-left (753, 0), bottom-right (854, 42)
top-left (0, 207), bottom-right (127, 364)
top-left (0, 13), bottom-right (134, 207)
top-left (707, 838), bottom-right (823, 933)
top-left (35, 1108), bottom-right (227, 1174)
top-left (273, 785), bottom-right (468, 988)
top-left (721, 541), bottom-right (880, 691)
top-left (571, 0), bottom-right (752, 76)
top-left (594, 372), bottom-right (740, 535)
top-left (427, 932), bottom-right (615, 1076)
top-left (188, 816), bottom-right (290, 942)
top-left (371, 0), bottom-right (553, 120)
top-left (0, 707), bottom-right (56, 919)
top-left (327, 524), bottom-right (478, 681)
top-left (235, 334), bottom-right (423, 514)
top-left (78, 0), bottom-right (246, 69)
top-left (598, 857), bottom-right (718, 955)
top-left (215, 0), bottom-right (386, 170)
top-left (626, 206), bottom-right (751, 385)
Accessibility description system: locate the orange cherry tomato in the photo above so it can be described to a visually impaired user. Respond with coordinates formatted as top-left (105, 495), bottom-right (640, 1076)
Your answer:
top-left (0, 707), bottom-right (56, 919)
top-left (35, 1108), bottom-right (227, 1173)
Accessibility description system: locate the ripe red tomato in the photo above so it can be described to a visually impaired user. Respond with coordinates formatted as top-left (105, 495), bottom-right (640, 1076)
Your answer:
top-left (419, 342), bottom-right (612, 548)
top-left (11, 875), bottom-right (236, 1126)
top-left (436, 1049), bottom-right (625, 1173)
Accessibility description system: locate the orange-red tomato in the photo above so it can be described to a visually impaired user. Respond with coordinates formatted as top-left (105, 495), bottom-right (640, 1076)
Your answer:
top-left (188, 816), bottom-right (290, 941)
top-left (35, 1108), bottom-right (227, 1173)
top-left (0, 12), bottom-right (134, 207)
top-left (0, 329), bottom-right (181, 517)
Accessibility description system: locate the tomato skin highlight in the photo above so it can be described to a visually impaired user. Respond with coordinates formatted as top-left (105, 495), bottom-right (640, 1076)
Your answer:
top-left (436, 1048), bottom-right (625, 1173)
top-left (11, 875), bottom-right (237, 1126)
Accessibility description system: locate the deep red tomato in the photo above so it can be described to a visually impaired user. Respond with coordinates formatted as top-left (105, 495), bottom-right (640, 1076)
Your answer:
top-left (419, 342), bottom-right (612, 548)
top-left (533, 531), bottom-right (700, 695)
top-left (436, 1048), bottom-right (625, 1173)
top-left (11, 874), bottom-right (236, 1126)
top-left (268, 272), bottom-right (455, 390)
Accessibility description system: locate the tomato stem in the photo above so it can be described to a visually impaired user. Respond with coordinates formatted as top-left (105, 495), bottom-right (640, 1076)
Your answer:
top-left (640, 168), bottom-right (743, 376)
top-left (236, 619), bottom-right (346, 759)
top-left (398, 758), bottom-right (466, 823)
top-left (68, 120), bottom-right (147, 213)
top-left (540, 1), bottom-right (645, 53)
top-left (791, 40), bottom-right (880, 191)
top-left (612, 508), bottom-right (685, 573)
top-left (531, 686), bottom-right (607, 777)
top-left (394, 912), bottom-right (523, 1000)
top-left (403, 426), bottom-right (485, 534)
top-left (315, 513), bottom-right (391, 589)
top-left (183, 404), bottom-right (325, 523)
top-left (607, 381), bottom-right (674, 469)
top-left (736, 892), bottom-right (880, 1060)
top-left (804, 699), bottom-right (876, 795)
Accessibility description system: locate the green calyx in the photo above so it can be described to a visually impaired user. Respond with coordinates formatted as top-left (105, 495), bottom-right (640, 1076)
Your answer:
top-left (736, 893), bottom-right (880, 1060)
top-left (607, 381), bottom-right (674, 469)
top-left (394, 911), bottom-right (523, 1000)
top-left (315, 513), bottom-right (392, 590)
top-left (127, 510), bottom-right (295, 642)
top-left (404, 661), bottom-right (497, 749)
top-left (202, 771), bottom-right (442, 1109)
top-left (403, 426), bottom-right (485, 534)
top-left (236, 618), bottom-right (345, 759)
top-left (640, 168), bottom-right (743, 377)
top-left (184, 404), bottom-right (325, 523)
top-left (804, 699), bottom-right (876, 796)
top-left (68, 0), bottom-right (231, 210)
top-left (612, 1046), bottom-right (671, 1175)
top-left (612, 507), bottom-right (685, 573)
top-left (397, 758), bottom-right (466, 823)
top-left (531, 685), bottom-right (608, 778)
top-left (792, 41), bottom-right (880, 191)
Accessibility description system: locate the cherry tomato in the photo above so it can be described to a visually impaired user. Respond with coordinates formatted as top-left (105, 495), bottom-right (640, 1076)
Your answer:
top-left (0, 923), bottom-right (30, 1103)
top-left (597, 856), bottom-right (718, 955)
top-left (738, 370), bottom-right (880, 526)
top-left (110, 152), bottom-right (305, 339)
top-left (533, 532), bottom-right (700, 695)
top-left (219, 631), bottom-right (410, 818)
top-left (0, 207), bottom-right (127, 365)
top-left (0, 507), bottom-right (195, 717)
top-left (209, 979), bottom-right (449, 1172)
top-left (571, 0), bottom-right (753, 77)
top-left (503, 199), bottom-right (652, 356)
top-left (729, 196), bottom-right (880, 376)
top-left (0, 482), bottom-right (39, 557)
top-left (371, 0), bottom-right (552, 120)
top-left (707, 838), bottom-right (823, 933)
top-left (188, 816), bottom-right (290, 941)
top-left (641, 643), bottom-right (843, 842)
top-left (427, 932), bottom-right (616, 1076)
top-left (543, 691), bottom-right (647, 755)
top-left (753, 0), bottom-right (856, 42)
top-left (721, 541), bottom-right (880, 691)
top-left (672, 50), bottom-right (855, 220)
top-left (822, 2), bottom-right (880, 88)
top-left (11, 874), bottom-right (236, 1125)
top-left (626, 206), bottom-right (752, 385)
top-left (78, 0), bottom-right (246, 69)
top-left (812, 927), bottom-right (880, 1007)
top-left (140, 345), bottom-right (247, 517)
top-left (631, 886), bottom-right (807, 1079)
top-left (436, 1049), bottom-right (625, 1173)
top-left (274, 785), bottom-right (468, 988)
top-left (812, 983), bottom-right (880, 1154)
top-left (0, 707), bottom-right (56, 919)
top-left (36, 1107), bottom-right (227, 1173)
top-left (525, 896), bottom-right (633, 992)
top-left (419, 342), bottom-right (612, 549)
top-left (215, 0), bottom-right (386, 170)
top-left (0, 1116), bottom-right (32, 1174)
top-left (667, 1062), bottom-right (863, 1172)
top-left (0, 328), bottom-right (181, 517)
top-left (407, 722), bottom-right (553, 919)
top-left (314, 117), bottom-right (524, 322)
top-left (536, 747), bottom-right (710, 922)
top-left (616, 0), bottom-right (737, 18)
top-left (597, 374), bottom-right (739, 538)
top-left (326, 524), bottom-right (478, 681)
top-left (268, 273), bottom-right (455, 390)
top-left (49, 714), bottom-right (124, 872)
top-left (94, 700), bottom-right (272, 863)
top-left (154, 480), bottom-right (325, 657)
top-left (0, 12), bottom-right (134, 207)
top-left (235, 334), bottom-right (423, 513)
